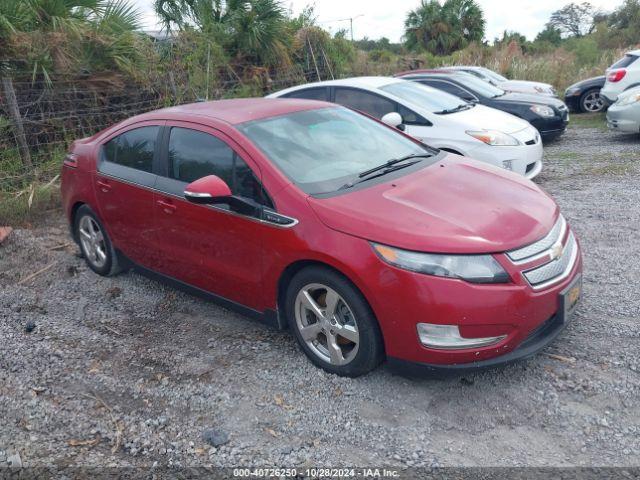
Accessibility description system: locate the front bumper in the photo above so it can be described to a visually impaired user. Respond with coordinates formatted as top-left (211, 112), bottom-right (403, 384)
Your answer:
top-left (388, 311), bottom-right (568, 377)
top-left (368, 228), bottom-right (583, 372)
top-left (530, 113), bottom-right (568, 139)
top-left (606, 104), bottom-right (640, 133)
top-left (465, 128), bottom-right (543, 179)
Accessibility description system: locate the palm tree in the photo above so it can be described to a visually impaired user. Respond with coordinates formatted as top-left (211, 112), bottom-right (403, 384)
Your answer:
top-left (404, 0), bottom-right (485, 55)
top-left (154, 0), bottom-right (291, 66)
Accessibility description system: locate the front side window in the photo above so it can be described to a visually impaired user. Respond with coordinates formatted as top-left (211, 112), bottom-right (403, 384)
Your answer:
top-left (238, 107), bottom-right (436, 195)
top-left (102, 126), bottom-right (159, 173)
top-left (334, 88), bottom-right (396, 118)
top-left (167, 127), bottom-right (269, 205)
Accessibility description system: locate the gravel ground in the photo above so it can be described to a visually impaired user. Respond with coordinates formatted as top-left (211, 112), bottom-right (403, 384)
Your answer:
top-left (1, 118), bottom-right (639, 470)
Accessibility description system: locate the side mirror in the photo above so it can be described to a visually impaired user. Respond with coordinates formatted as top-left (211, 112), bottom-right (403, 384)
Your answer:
top-left (184, 175), bottom-right (232, 204)
top-left (381, 112), bottom-right (405, 131)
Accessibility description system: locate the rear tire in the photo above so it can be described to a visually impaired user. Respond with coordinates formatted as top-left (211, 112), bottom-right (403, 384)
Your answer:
top-left (74, 205), bottom-right (123, 276)
top-left (285, 266), bottom-right (384, 377)
top-left (579, 88), bottom-right (604, 113)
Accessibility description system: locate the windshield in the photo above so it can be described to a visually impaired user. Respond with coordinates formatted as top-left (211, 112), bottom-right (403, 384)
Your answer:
top-left (457, 73), bottom-right (506, 98)
top-left (238, 107), bottom-right (433, 194)
top-left (380, 81), bottom-right (469, 113)
top-left (479, 67), bottom-right (508, 83)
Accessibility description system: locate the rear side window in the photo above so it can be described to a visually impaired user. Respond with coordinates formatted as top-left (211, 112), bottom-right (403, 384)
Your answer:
top-left (102, 126), bottom-right (159, 173)
top-left (611, 55), bottom-right (638, 69)
top-left (283, 87), bottom-right (329, 101)
top-left (334, 88), bottom-right (396, 118)
top-left (167, 127), bottom-right (271, 206)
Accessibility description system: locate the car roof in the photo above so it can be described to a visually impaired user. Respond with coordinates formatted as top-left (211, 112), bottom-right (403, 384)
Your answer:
top-left (395, 69), bottom-right (473, 80)
top-left (627, 49), bottom-right (640, 56)
top-left (272, 76), bottom-right (406, 94)
top-left (133, 98), bottom-right (334, 125)
top-left (394, 69), bottom-right (453, 77)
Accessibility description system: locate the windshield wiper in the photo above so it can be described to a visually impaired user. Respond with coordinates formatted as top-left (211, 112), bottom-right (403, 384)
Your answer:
top-left (338, 153), bottom-right (432, 190)
top-left (435, 104), bottom-right (472, 114)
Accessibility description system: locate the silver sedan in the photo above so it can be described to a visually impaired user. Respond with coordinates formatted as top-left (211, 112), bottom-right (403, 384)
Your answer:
top-left (607, 86), bottom-right (640, 134)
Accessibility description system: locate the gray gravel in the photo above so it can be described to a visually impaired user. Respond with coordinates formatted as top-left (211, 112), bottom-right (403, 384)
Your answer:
top-left (1, 118), bottom-right (639, 469)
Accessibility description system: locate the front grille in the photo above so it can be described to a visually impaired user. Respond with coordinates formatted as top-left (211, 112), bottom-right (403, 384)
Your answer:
top-left (507, 216), bottom-right (566, 263)
top-left (523, 232), bottom-right (578, 289)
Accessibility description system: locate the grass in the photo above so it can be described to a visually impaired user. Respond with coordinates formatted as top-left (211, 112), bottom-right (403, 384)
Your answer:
top-left (570, 112), bottom-right (608, 131)
top-left (0, 183), bottom-right (61, 225)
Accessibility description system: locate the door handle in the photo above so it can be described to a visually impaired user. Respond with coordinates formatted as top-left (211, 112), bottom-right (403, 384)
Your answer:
top-left (157, 199), bottom-right (177, 214)
top-left (96, 180), bottom-right (111, 193)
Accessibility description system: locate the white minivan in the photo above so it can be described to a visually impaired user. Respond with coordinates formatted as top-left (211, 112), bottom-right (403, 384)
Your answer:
top-left (268, 77), bottom-right (543, 179)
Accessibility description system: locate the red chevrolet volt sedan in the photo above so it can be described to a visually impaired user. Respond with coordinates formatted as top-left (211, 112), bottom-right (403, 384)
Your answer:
top-left (60, 98), bottom-right (583, 377)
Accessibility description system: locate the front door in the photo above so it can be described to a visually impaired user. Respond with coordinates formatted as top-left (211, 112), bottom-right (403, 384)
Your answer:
top-left (152, 123), bottom-right (271, 311)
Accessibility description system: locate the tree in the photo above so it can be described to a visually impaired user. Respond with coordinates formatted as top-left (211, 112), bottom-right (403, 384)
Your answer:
top-left (404, 0), bottom-right (485, 55)
top-left (549, 2), bottom-right (598, 37)
top-left (535, 24), bottom-right (563, 45)
top-left (154, 0), bottom-right (291, 66)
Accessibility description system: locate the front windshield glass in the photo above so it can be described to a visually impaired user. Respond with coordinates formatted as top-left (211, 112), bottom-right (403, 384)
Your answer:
top-left (380, 81), bottom-right (468, 113)
top-left (458, 73), bottom-right (506, 98)
top-left (238, 107), bottom-right (433, 194)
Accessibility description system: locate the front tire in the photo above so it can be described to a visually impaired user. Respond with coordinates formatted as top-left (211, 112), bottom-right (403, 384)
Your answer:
top-left (579, 88), bottom-right (604, 113)
top-left (285, 266), bottom-right (384, 377)
top-left (74, 205), bottom-right (122, 276)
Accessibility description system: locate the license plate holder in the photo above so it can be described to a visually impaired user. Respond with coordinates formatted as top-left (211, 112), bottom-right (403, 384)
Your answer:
top-left (559, 274), bottom-right (582, 324)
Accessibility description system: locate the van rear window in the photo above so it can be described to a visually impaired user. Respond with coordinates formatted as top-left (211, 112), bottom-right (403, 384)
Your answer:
top-left (611, 55), bottom-right (638, 69)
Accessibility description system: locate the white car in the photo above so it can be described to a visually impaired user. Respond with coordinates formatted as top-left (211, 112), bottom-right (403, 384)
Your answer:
top-left (606, 86), bottom-right (640, 134)
top-left (601, 49), bottom-right (640, 105)
top-left (267, 77), bottom-right (543, 179)
top-left (442, 66), bottom-right (557, 97)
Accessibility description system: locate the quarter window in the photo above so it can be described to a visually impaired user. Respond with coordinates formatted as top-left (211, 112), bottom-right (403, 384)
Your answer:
top-left (334, 88), bottom-right (396, 118)
top-left (102, 126), bottom-right (159, 173)
top-left (167, 127), bottom-right (271, 206)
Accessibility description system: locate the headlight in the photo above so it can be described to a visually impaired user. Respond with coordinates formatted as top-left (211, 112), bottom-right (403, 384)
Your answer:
top-left (530, 105), bottom-right (555, 117)
top-left (565, 87), bottom-right (580, 96)
top-left (372, 243), bottom-right (510, 284)
top-left (466, 129), bottom-right (519, 146)
top-left (616, 93), bottom-right (640, 106)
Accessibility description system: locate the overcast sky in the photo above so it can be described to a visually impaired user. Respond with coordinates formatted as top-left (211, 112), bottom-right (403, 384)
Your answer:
top-left (134, 0), bottom-right (623, 42)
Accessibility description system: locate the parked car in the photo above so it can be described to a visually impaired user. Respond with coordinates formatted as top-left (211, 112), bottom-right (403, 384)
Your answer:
top-left (395, 70), bottom-right (570, 140)
top-left (61, 98), bottom-right (583, 377)
top-left (268, 77), bottom-right (543, 179)
top-left (442, 66), bottom-right (557, 97)
top-left (601, 49), bottom-right (640, 105)
top-left (564, 76), bottom-right (606, 113)
top-left (606, 86), bottom-right (640, 134)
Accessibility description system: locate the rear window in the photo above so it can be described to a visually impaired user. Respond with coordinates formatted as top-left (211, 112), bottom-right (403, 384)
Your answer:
top-left (611, 55), bottom-right (638, 69)
top-left (102, 126), bottom-right (159, 173)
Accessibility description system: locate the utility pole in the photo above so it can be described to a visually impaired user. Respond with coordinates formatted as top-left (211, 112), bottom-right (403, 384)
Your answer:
top-left (349, 14), bottom-right (364, 42)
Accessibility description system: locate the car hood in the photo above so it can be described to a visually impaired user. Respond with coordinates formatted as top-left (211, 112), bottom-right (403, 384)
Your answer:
top-left (566, 76), bottom-right (606, 92)
top-left (500, 80), bottom-right (554, 92)
top-left (308, 154), bottom-right (558, 254)
top-left (496, 92), bottom-right (566, 108)
top-left (443, 104), bottom-right (531, 134)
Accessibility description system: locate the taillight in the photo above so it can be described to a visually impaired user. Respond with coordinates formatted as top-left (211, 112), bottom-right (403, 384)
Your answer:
top-left (607, 69), bottom-right (627, 83)
top-left (64, 153), bottom-right (78, 168)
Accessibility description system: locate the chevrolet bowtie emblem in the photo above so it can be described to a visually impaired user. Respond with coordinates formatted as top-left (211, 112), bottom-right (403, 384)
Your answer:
top-left (550, 241), bottom-right (564, 261)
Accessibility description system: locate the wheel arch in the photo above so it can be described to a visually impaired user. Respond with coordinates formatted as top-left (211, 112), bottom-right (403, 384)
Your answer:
top-left (69, 201), bottom-right (86, 243)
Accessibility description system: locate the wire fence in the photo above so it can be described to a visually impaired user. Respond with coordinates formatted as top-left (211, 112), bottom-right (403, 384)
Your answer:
top-left (0, 63), bottom-right (327, 196)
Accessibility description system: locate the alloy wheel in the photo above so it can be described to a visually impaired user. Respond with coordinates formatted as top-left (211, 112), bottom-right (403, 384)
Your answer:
top-left (78, 215), bottom-right (108, 269)
top-left (582, 91), bottom-right (604, 113)
top-left (294, 283), bottom-right (359, 366)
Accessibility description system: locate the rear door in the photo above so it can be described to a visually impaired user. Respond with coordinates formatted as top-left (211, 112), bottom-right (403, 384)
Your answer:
top-left (94, 122), bottom-right (163, 267)
top-left (152, 122), bottom-right (273, 310)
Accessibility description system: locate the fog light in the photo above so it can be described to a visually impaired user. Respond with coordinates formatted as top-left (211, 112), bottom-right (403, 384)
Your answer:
top-left (417, 323), bottom-right (507, 350)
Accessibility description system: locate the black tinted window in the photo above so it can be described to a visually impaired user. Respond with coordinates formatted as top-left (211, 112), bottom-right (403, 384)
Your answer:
top-left (284, 88), bottom-right (329, 101)
top-left (611, 55), bottom-right (638, 69)
top-left (103, 126), bottom-right (159, 173)
top-left (420, 80), bottom-right (471, 99)
top-left (334, 88), bottom-right (396, 118)
top-left (168, 128), bottom-right (269, 205)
